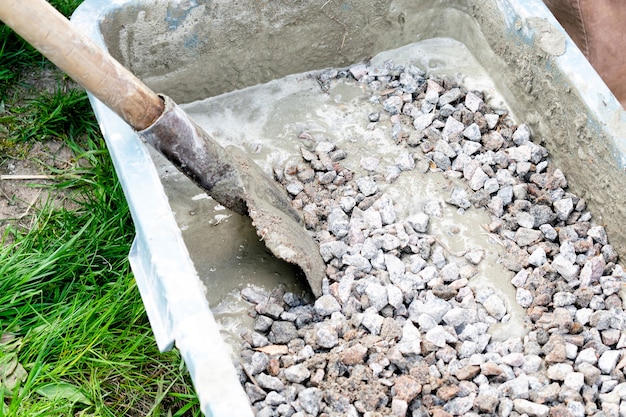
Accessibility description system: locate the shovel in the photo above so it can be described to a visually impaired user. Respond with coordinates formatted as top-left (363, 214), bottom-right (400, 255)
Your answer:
top-left (0, 0), bottom-right (325, 297)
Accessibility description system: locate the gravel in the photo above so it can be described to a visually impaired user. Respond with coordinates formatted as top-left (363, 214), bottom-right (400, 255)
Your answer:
top-left (237, 61), bottom-right (626, 416)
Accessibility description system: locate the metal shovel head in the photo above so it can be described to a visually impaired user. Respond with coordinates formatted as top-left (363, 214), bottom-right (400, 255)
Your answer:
top-left (139, 96), bottom-right (325, 297)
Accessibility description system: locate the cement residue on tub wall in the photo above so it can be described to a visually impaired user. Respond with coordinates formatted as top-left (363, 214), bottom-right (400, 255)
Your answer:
top-left (526, 17), bottom-right (566, 56)
top-left (99, 0), bottom-right (626, 259)
top-left (469, 1), bottom-right (626, 258)
top-left (103, 0), bottom-right (483, 102)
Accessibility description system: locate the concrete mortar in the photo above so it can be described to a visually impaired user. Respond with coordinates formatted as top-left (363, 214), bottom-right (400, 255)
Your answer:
top-left (99, 0), bottom-right (626, 260)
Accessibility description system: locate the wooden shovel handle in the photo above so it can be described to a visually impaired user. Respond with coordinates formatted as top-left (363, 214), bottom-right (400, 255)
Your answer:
top-left (0, 0), bottom-right (164, 130)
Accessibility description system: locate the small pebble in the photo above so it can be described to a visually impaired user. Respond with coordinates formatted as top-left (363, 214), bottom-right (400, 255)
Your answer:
top-left (356, 177), bottom-right (378, 196)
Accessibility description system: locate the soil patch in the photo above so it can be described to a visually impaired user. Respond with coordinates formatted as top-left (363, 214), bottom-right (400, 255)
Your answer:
top-left (0, 141), bottom-right (78, 243)
top-left (1, 66), bottom-right (85, 244)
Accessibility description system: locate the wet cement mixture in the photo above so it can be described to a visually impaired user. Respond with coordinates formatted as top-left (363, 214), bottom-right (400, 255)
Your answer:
top-left (232, 60), bottom-right (626, 417)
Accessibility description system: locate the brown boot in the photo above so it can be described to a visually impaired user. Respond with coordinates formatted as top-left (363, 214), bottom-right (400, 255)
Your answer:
top-left (543, 0), bottom-right (626, 109)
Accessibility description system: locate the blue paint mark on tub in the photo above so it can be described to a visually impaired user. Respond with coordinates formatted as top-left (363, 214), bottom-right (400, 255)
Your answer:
top-left (165, 0), bottom-right (199, 31)
top-left (184, 33), bottom-right (201, 49)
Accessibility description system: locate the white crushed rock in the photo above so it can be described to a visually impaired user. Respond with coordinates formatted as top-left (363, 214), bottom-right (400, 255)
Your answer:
top-left (238, 62), bottom-right (626, 417)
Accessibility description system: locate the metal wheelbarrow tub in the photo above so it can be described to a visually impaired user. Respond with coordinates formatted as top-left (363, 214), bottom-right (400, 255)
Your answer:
top-left (70, 0), bottom-right (626, 415)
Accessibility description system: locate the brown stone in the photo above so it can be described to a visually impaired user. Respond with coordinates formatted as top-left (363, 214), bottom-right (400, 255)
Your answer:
top-left (501, 243), bottom-right (529, 272)
top-left (552, 307), bottom-right (575, 329)
top-left (267, 358), bottom-right (280, 376)
top-left (380, 317), bottom-right (403, 341)
top-left (342, 328), bottom-right (360, 341)
top-left (573, 287), bottom-right (594, 308)
top-left (341, 343), bottom-right (368, 365)
top-left (549, 404), bottom-right (575, 417)
top-left (409, 361), bottom-right (432, 385)
top-left (601, 329), bottom-right (621, 346)
top-left (421, 339), bottom-right (439, 354)
top-left (454, 364), bottom-right (480, 380)
top-left (421, 393), bottom-right (435, 408)
top-left (391, 375), bottom-right (422, 403)
top-left (535, 312), bottom-right (556, 329)
top-left (437, 384), bottom-right (460, 401)
top-left (529, 382), bottom-right (560, 404)
top-left (577, 362), bottom-right (601, 386)
top-left (533, 293), bottom-right (552, 306)
top-left (480, 361), bottom-right (503, 376)
top-left (432, 284), bottom-right (457, 300)
top-left (482, 131), bottom-right (505, 151)
top-left (569, 321), bottom-right (584, 334)
top-left (544, 335), bottom-right (567, 364)
top-left (474, 394), bottom-right (499, 413)
top-left (605, 294), bottom-right (623, 310)
top-left (562, 334), bottom-right (585, 346)
top-left (310, 368), bottom-right (325, 386)
top-left (527, 306), bottom-right (547, 322)
top-left (431, 408), bottom-right (453, 417)
top-left (355, 383), bottom-right (389, 413)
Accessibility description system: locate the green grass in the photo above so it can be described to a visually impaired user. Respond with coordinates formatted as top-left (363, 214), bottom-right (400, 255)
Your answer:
top-left (1, 1), bottom-right (201, 415)
top-left (1, 84), bottom-right (99, 158)
top-left (0, 25), bottom-right (42, 99)
top-left (17, 87), bottom-right (98, 141)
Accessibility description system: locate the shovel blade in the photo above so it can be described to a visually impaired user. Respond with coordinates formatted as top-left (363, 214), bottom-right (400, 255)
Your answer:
top-left (139, 95), bottom-right (324, 297)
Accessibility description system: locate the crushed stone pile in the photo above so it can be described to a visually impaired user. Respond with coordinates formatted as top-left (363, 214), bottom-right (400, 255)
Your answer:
top-left (237, 60), bottom-right (626, 417)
